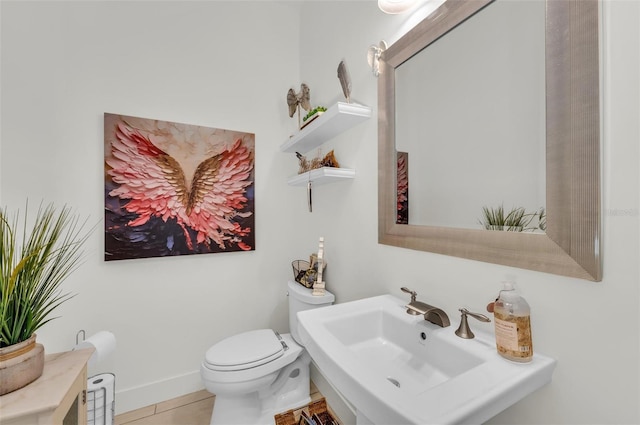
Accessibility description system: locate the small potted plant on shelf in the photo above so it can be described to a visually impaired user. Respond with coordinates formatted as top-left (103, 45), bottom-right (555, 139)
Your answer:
top-left (0, 203), bottom-right (92, 395)
top-left (301, 106), bottom-right (327, 129)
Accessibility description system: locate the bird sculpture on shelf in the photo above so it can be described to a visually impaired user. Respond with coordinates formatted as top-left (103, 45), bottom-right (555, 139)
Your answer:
top-left (287, 83), bottom-right (311, 128)
top-left (106, 122), bottom-right (254, 251)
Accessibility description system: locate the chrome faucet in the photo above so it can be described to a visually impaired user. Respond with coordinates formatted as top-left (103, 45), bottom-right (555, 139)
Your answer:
top-left (400, 287), bottom-right (451, 328)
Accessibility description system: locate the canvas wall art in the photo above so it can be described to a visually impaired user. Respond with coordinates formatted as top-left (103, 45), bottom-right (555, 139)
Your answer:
top-left (104, 113), bottom-right (255, 261)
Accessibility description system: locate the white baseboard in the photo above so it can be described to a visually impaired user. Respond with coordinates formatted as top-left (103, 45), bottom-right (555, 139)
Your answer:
top-left (115, 364), bottom-right (354, 421)
top-left (114, 370), bottom-right (205, 415)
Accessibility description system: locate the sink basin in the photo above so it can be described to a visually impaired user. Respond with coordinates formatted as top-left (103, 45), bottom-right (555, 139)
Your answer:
top-left (297, 294), bottom-right (556, 424)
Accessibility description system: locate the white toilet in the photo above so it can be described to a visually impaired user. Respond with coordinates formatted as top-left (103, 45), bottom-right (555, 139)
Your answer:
top-left (200, 281), bottom-right (335, 424)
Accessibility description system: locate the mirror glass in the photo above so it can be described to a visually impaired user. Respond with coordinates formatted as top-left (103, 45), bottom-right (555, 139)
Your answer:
top-left (378, 0), bottom-right (601, 281)
top-left (395, 0), bottom-right (545, 229)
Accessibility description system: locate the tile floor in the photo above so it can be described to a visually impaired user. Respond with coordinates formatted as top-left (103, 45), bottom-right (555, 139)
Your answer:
top-left (114, 383), bottom-right (337, 425)
top-left (114, 390), bottom-right (214, 425)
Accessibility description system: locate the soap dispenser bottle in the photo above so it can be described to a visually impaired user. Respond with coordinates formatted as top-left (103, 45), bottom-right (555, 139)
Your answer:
top-left (493, 282), bottom-right (533, 363)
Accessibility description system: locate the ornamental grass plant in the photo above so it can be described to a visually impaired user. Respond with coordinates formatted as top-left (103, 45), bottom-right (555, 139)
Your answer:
top-left (479, 205), bottom-right (546, 232)
top-left (0, 203), bottom-right (92, 348)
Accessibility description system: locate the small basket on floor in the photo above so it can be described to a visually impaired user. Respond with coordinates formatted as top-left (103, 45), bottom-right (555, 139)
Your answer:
top-left (274, 397), bottom-right (338, 425)
top-left (308, 399), bottom-right (336, 425)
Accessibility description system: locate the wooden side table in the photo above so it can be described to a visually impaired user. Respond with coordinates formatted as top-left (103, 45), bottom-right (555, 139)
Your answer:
top-left (0, 348), bottom-right (94, 425)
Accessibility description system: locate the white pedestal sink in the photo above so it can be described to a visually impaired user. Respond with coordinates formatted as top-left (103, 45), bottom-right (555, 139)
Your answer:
top-left (297, 294), bottom-right (556, 424)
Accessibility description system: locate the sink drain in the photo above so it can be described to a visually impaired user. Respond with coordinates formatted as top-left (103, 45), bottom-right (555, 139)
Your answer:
top-left (387, 377), bottom-right (401, 388)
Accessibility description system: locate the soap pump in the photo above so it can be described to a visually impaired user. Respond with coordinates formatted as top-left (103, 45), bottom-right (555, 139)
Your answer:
top-left (493, 282), bottom-right (533, 363)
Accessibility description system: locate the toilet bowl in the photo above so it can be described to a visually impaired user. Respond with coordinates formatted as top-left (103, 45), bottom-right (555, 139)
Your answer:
top-left (200, 281), bottom-right (334, 425)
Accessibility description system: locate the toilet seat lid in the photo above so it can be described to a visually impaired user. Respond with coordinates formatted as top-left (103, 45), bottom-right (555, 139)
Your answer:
top-left (204, 329), bottom-right (284, 371)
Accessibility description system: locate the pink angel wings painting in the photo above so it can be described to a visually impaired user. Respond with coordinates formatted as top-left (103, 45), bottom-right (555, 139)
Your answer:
top-left (104, 113), bottom-right (255, 260)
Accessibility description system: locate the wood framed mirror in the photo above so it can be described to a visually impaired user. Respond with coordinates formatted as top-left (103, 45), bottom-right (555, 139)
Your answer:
top-left (378, 0), bottom-right (601, 281)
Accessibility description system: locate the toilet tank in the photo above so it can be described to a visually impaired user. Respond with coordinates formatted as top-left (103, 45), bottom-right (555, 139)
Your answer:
top-left (287, 280), bottom-right (335, 345)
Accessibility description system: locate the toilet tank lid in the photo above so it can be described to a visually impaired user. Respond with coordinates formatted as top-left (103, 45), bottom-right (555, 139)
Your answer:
top-left (287, 280), bottom-right (335, 304)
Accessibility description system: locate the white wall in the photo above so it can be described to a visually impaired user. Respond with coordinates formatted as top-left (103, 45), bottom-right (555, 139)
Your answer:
top-left (1, 1), bottom-right (639, 424)
top-left (1, 0), bottom-right (306, 413)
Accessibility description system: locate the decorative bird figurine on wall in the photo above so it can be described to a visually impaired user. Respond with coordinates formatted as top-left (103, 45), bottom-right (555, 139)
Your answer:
top-left (337, 60), bottom-right (352, 103)
top-left (287, 83), bottom-right (311, 127)
top-left (106, 122), bottom-right (254, 252)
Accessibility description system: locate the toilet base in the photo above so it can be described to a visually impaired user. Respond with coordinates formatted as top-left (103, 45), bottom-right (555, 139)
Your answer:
top-left (210, 352), bottom-right (311, 425)
top-left (211, 394), bottom-right (311, 425)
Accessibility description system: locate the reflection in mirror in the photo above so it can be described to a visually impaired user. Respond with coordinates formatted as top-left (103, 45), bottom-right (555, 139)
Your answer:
top-left (395, 0), bottom-right (545, 229)
top-left (379, 0), bottom-right (601, 281)
top-left (396, 151), bottom-right (409, 224)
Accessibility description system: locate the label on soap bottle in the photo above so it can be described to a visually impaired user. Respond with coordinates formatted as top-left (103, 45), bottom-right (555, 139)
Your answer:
top-left (494, 311), bottom-right (533, 361)
top-left (495, 316), bottom-right (519, 351)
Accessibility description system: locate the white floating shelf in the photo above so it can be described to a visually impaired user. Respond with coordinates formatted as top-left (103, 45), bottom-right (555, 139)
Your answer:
top-left (280, 102), bottom-right (372, 154)
top-left (287, 167), bottom-right (356, 186)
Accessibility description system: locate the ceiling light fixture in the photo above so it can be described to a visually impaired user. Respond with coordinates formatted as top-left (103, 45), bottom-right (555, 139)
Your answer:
top-left (378, 0), bottom-right (419, 14)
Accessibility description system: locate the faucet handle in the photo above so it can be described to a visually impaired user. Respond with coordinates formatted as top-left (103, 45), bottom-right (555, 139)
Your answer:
top-left (462, 308), bottom-right (491, 323)
top-left (455, 308), bottom-right (491, 339)
top-left (400, 287), bottom-right (417, 302)
top-left (401, 287), bottom-right (421, 316)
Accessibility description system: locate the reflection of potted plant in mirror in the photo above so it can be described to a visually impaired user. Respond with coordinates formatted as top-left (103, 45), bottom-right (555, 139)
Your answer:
top-left (479, 205), bottom-right (545, 232)
top-left (0, 203), bottom-right (92, 395)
